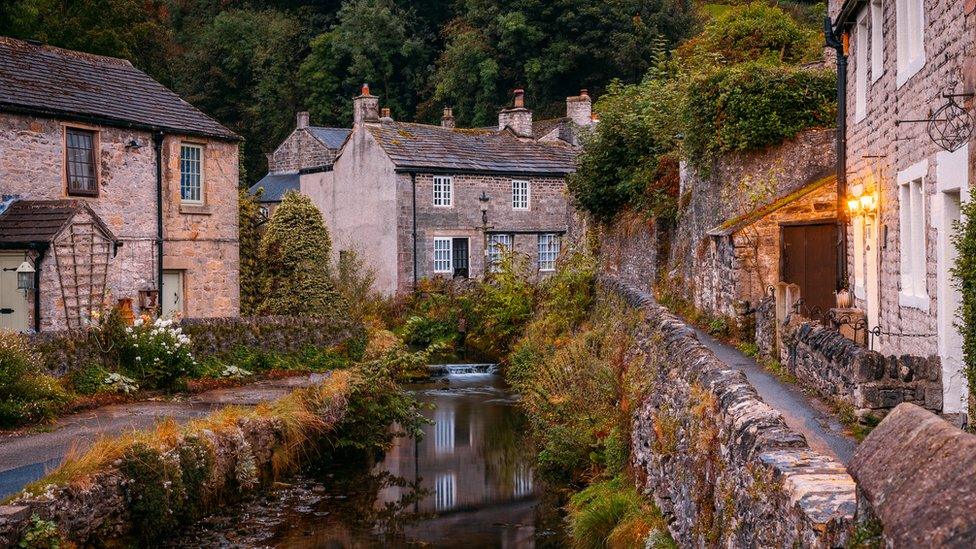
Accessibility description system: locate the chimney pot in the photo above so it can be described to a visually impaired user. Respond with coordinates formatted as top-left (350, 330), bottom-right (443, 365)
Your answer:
top-left (381, 107), bottom-right (391, 118)
top-left (353, 83), bottom-right (380, 126)
top-left (580, 89), bottom-right (589, 97)
top-left (513, 89), bottom-right (525, 108)
top-left (566, 88), bottom-right (593, 127)
top-left (499, 89), bottom-right (533, 137)
top-left (361, 83), bottom-right (371, 96)
top-left (296, 111), bottom-right (310, 129)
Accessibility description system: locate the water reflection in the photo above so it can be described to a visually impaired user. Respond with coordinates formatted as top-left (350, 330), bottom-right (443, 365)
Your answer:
top-left (175, 371), bottom-right (559, 548)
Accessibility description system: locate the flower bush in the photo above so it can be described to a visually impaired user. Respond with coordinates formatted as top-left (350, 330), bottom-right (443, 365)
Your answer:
top-left (119, 317), bottom-right (197, 390)
top-left (0, 332), bottom-right (69, 428)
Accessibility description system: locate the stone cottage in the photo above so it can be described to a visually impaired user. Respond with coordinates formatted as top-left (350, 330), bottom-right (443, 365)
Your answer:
top-left (832, 0), bottom-right (973, 422)
top-left (0, 36), bottom-right (241, 332)
top-left (282, 86), bottom-right (588, 295)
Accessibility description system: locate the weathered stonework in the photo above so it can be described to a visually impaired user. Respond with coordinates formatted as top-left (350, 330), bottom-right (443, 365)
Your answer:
top-left (605, 276), bottom-right (855, 547)
top-left (267, 128), bottom-right (339, 173)
top-left (597, 215), bottom-right (658, 294)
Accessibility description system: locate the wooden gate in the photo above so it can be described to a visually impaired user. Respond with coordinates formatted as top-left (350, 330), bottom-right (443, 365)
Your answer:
top-left (781, 222), bottom-right (838, 315)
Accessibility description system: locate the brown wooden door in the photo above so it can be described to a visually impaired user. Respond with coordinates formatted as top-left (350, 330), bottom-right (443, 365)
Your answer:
top-left (781, 223), bottom-right (838, 314)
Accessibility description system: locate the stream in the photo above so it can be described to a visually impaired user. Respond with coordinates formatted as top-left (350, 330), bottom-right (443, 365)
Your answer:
top-left (173, 365), bottom-right (568, 548)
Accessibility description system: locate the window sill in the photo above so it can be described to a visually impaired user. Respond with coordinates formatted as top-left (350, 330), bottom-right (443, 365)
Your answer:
top-left (180, 204), bottom-right (212, 215)
top-left (896, 56), bottom-right (926, 89)
top-left (898, 291), bottom-right (930, 311)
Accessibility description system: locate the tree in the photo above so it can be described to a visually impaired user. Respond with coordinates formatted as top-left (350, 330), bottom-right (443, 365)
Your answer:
top-left (238, 189), bottom-right (265, 316)
top-left (259, 192), bottom-right (344, 318)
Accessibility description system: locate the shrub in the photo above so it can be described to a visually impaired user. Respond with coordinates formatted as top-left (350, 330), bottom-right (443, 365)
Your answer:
top-left (0, 332), bottom-right (69, 428)
top-left (467, 253), bottom-right (537, 358)
top-left (118, 317), bottom-right (197, 390)
top-left (335, 249), bottom-right (380, 322)
top-left (682, 62), bottom-right (836, 170)
top-left (568, 476), bottom-right (675, 549)
top-left (259, 192), bottom-right (345, 318)
top-left (66, 363), bottom-right (112, 396)
top-left (17, 513), bottom-right (61, 549)
top-left (239, 188), bottom-right (265, 316)
top-left (952, 201), bottom-right (976, 421)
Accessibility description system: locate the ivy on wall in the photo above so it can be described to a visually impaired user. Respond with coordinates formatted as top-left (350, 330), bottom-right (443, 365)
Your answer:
top-left (951, 201), bottom-right (976, 422)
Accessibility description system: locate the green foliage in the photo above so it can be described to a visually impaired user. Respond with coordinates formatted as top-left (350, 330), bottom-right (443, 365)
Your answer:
top-left (397, 281), bottom-right (471, 349)
top-left (238, 189), bottom-right (264, 316)
top-left (467, 253), bottom-right (537, 358)
top-left (118, 317), bottom-right (197, 391)
top-left (65, 363), bottom-right (112, 396)
top-left (335, 249), bottom-right (380, 323)
top-left (568, 476), bottom-right (675, 549)
top-left (952, 200), bottom-right (976, 418)
top-left (17, 513), bottom-right (61, 549)
top-left (119, 443), bottom-right (185, 544)
top-left (198, 345), bottom-right (351, 377)
top-left (259, 192), bottom-right (345, 318)
top-left (682, 62), bottom-right (836, 170)
top-left (0, 332), bottom-right (69, 428)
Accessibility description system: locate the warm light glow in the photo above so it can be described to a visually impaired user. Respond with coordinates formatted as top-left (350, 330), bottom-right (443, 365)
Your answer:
top-left (847, 198), bottom-right (861, 215)
top-left (860, 193), bottom-right (877, 213)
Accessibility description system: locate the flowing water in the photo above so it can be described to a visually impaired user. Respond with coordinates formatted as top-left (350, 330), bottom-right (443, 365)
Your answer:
top-left (174, 367), bottom-right (568, 548)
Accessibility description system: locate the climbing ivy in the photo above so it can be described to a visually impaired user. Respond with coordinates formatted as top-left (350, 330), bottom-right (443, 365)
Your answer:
top-left (951, 201), bottom-right (976, 422)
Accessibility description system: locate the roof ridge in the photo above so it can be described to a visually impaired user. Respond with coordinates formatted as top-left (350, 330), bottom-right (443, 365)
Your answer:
top-left (0, 35), bottom-right (133, 67)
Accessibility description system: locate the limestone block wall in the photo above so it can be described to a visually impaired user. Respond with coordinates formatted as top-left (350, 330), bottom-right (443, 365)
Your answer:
top-left (268, 128), bottom-right (337, 173)
top-left (604, 277), bottom-right (856, 548)
top-left (597, 215), bottom-right (658, 294)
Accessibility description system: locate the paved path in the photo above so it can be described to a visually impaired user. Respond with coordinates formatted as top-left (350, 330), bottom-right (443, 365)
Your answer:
top-left (691, 327), bottom-right (857, 465)
top-left (0, 373), bottom-right (330, 499)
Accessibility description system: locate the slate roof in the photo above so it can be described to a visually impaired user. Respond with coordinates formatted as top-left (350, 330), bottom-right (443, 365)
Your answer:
top-left (249, 173), bottom-right (300, 203)
top-left (707, 176), bottom-right (836, 237)
top-left (307, 127), bottom-right (351, 150)
top-left (0, 200), bottom-right (116, 245)
top-left (0, 36), bottom-right (238, 141)
top-left (366, 122), bottom-right (577, 175)
top-left (533, 117), bottom-right (570, 139)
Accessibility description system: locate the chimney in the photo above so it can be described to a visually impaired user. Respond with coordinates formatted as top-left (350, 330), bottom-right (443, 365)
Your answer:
top-left (296, 111), bottom-right (310, 129)
top-left (566, 89), bottom-right (592, 127)
top-left (380, 107), bottom-right (394, 123)
top-left (498, 88), bottom-right (533, 138)
top-left (353, 83), bottom-right (379, 127)
top-left (441, 107), bottom-right (455, 129)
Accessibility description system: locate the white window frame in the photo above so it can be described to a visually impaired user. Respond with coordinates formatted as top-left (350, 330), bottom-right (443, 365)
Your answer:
top-left (433, 176), bottom-right (453, 207)
top-left (870, 0), bottom-right (884, 82)
top-left (895, 0), bottom-right (925, 88)
top-left (537, 233), bottom-right (560, 272)
top-left (855, 12), bottom-right (869, 123)
top-left (488, 233), bottom-right (514, 271)
top-left (898, 160), bottom-right (929, 309)
top-left (433, 237), bottom-right (453, 273)
top-left (180, 143), bottom-right (205, 205)
top-left (852, 212), bottom-right (867, 300)
top-left (512, 179), bottom-right (530, 210)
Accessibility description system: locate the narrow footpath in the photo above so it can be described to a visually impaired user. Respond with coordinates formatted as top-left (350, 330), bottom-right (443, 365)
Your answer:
top-left (691, 327), bottom-right (857, 465)
top-left (0, 373), bottom-right (330, 499)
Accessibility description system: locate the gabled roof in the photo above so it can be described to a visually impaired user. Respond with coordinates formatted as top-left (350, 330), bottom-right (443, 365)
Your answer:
top-left (249, 173), bottom-right (300, 203)
top-left (307, 127), bottom-right (351, 150)
top-left (0, 36), bottom-right (238, 141)
top-left (365, 121), bottom-right (577, 175)
top-left (0, 200), bottom-right (117, 246)
top-left (707, 176), bottom-right (837, 237)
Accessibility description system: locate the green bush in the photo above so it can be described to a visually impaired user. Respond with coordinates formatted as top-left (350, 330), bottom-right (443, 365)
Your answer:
top-left (952, 200), bottom-right (976, 421)
top-left (682, 62), bottom-right (836, 170)
top-left (17, 513), bottom-right (61, 549)
top-left (568, 476), bottom-right (675, 549)
top-left (118, 317), bottom-right (197, 391)
top-left (66, 363), bottom-right (112, 396)
top-left (0, 333), bottom-right (69, 428)
top-left (467, 253), bottom-right (537, 358)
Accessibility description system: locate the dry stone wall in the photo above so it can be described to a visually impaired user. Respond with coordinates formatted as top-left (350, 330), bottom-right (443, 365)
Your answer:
top-left (604, 277), bottom-right (856, 547)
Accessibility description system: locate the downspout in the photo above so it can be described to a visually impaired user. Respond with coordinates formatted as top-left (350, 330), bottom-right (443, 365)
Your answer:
top-left (825, 16), bottom-right (849, 291)
top-left (411, 172), bottom-right (418, 290)
top-left (153, 131), bottom-right (165, 313)
top-left (32, 245), bottom-right (46, 332)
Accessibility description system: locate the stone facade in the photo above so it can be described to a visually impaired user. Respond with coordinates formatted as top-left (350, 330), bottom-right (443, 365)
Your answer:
top-left (0, 113), bottom-right (240, 330)
top-left (598, 215), bottom-right (658, 294)
top-left (605, 276), bottom-right (856, 547)
top-left (837, 0), bottom-right (972, 419)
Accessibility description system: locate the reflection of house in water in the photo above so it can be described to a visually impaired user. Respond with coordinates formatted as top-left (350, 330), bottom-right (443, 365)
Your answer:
top-left (377, 390), bottom-right (536, 516)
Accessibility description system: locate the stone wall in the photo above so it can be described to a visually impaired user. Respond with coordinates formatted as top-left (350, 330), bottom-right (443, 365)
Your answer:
top-left (604, 277), bottom-right (856, 547)
top-left (31, 315), bottom-right (361, 377)
top-left (268, 128), bottom-right (337, 173)
top-left (598, 215), bottom-right (658, 294)
top-left (782, 316), bottom-right (943, 421)
top-left (849, 403), bottom-right (976, 547)
top-left (755, 295), bottom-right (777, 360)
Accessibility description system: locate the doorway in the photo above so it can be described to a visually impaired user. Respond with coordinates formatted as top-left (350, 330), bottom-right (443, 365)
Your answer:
top-left (161, 270), bottom-right (184, 319)
top-left (452, 238), bottom-right (469, 279)
top-left (780, 222), bottom-right (839, 315)
top-left (0, 253), bottom-right (30, 332)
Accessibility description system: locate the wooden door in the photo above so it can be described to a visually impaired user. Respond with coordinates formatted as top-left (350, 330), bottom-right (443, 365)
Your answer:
top-left (161, 270), bottom-right (184, 319)
top-left (0, 253), bottom-right (30, 332)
top-left (781, 223), bottom-right (838, 315)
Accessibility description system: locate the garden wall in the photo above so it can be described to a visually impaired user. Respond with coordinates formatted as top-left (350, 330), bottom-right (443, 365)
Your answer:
top-left (849, 403), bottom-right (976, 547)
top-left (32, 315), bottom-right (362, 376)
top-left (782, 316), bottom-right (942, 421)
top-left (598, 215), bottom-right (658, 294)
top-left (603, 276), bottom-right (856, 547)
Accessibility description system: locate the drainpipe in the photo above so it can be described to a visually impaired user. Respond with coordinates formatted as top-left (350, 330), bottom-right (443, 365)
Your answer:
top-left (411, 172), bottom-right (418, 290)
top-left (825, 16), bottom-right (849, 291)
top-left (153, 131), bottom-right (165, 313)
top-left (32, 245), bottom-right (46, 332)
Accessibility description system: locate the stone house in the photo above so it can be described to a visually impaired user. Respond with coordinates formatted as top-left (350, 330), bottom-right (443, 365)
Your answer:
top-left (290, 86), bottom-right (587, 295)
top-left (832, 0), bottom-right (973, 422)
top-left (0, 36), bottom-right (241, 332)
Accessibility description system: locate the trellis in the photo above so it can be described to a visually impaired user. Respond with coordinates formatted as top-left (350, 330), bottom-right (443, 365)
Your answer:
top-left (53, 220), bottom-right (112, 330)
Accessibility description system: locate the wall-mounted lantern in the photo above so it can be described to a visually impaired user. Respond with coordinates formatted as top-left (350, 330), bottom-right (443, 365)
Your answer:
top-left (16, 260), bottom-right (35, 291)
top-left (847, 192), bottom-right (878, 218)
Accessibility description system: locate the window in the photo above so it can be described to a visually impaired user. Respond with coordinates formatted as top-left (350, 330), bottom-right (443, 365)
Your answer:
top-left (65, 128), bottom-right (97, 196)
top-left (488, 233), bottom-right (514, 271)
top-left (434, 473), bottom-right (457, 511)
top-left (538, 233), bottom-right (560, 271)
top-left (433, 176), bottom-right (453, 207)
top-left (871, 0), bottom-right (884, 81)
top-left (855, 12), bottom-right (869, 122)
top-left (433, 238), bottom-right (453, 273)
top-left (895, 0), bottom-right (925, 87)
top-left (180, 144), bottom-right (204, 204)
top-left (512, 180), bottom-right (530, 210)
top-left (898, 161), bottom-right (928, 308)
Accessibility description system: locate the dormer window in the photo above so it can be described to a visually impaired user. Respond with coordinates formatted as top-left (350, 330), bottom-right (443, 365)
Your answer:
top-left (65, 128), bottom-right (97, 196)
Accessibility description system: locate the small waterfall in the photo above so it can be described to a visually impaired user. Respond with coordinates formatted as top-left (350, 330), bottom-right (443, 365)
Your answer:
top-left (427, 363), bottom-right (498, 376)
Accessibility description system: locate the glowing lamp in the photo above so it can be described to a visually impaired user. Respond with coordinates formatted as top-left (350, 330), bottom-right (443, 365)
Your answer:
top-left (860, 193), bottom-right (878, 214)
top-left (16, 260), bottom-right (35, 291)
top-left (847, 198), bottom-right (861, 216)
